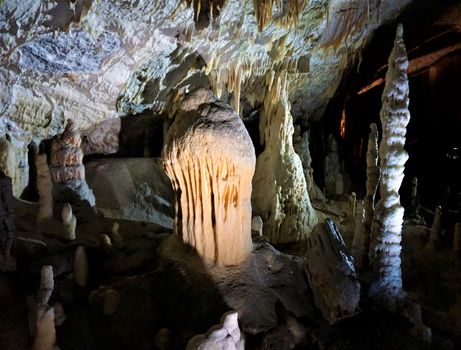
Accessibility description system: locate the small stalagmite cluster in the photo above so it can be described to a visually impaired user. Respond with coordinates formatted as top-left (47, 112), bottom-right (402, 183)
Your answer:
top-left (162, 88), bottom-right (255, 266)
top-left (252, 73), bottom-right (318, 244)
top-left (369, 24), bottom-right (411, 308)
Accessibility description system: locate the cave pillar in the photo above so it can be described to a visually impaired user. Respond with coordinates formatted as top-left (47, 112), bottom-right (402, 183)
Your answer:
top-left (369, 24), bottom-right (410, 309)
top-left (162, 88), bottom-right (255, 266)
top-left (252, 73), bottom-right (318, 244)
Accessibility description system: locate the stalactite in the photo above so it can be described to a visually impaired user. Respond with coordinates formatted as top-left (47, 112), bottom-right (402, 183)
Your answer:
top-left (253, 0), bottom-right (308, 32)
top-left (369, 24), bottom-right (410, 309)
top-left (352, 123), bottom-right (380, 268)
top-left (163, 88), bottom-right (255, 266)
top-left (252, 72), bottom-right (317, 244)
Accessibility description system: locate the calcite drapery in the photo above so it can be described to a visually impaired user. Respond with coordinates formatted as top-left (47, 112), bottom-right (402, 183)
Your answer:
top-left (162, 88), bottom-right (255, 266)
top-left (369, 24), bottom-right (410, 308)
top-left (252, 73), bottom-right (317, 244)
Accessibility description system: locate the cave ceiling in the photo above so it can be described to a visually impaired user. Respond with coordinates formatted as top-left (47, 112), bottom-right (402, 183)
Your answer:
top-left (0, 0), bottom-right (414, 144)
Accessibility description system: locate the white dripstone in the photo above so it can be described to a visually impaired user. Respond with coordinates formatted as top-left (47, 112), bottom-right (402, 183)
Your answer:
top-left (251, 216), bottom-right (263, 237)
top-left (369, 24), bottom-right (410, 309)
top-left (186, 311), bottom-right (244, 350)
top-left (252, 73), bottom-right (318, 244)
top-left (163, 88), bottom-right (255, 266)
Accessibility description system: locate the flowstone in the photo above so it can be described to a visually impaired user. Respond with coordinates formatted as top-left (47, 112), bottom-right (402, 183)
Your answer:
top-left (163, 88), bottom-right (255, 266)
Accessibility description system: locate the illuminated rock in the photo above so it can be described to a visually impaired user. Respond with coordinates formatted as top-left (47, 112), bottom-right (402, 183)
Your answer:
top-left (252, 74), bottom-right (317, 244)
top-left (61, 203), bottom-right (76, 241)
top-left (0, 135), bottom-right (28, 197)
top-left (369, 24), bottom-right (410, 309)
top-left (163, 88), bottom-right (255, 266)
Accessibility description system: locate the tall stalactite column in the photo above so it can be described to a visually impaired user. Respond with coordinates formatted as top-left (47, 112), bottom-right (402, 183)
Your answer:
top-left (162, 88), bottom-right (255, 266)
top-left (252, 72), bottom-right (317, 244)
top-left (369, 24), bottom-right (410, 309)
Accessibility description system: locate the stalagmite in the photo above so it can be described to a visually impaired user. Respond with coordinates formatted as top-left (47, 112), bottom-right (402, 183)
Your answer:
top-left (27, 266), bottom-right (60, 350)
top-left (252, 73), bottom-right (318, 244)
top-left (50, 120), bottom-right (95, 206)
top-left (454, 223), bottom-right (461, 257)
top-left (36, 154), bottom-right (53, 224)
top-left (352, 123), bottom-right (380, 268)
top-left (305, 219), bottom-right (360, 324)
top-left (74, 246), bottom-right (89, 287)
top-left (293, 126), bottom-right (325, 202)
top-left (61, 203), bottom-right (76, 241)
top-left (323, 135), bottom-right (344, 197)
top-left (111, 222), bottom-right (124, 249)
top-left (350, 192), bottom-right (357, 219)
top-left (186, 311), bottom-right (244, 350)
top-left (369, 24), bottom-right (410, 309)
top-left (163, 88), bottom-right (255, 266)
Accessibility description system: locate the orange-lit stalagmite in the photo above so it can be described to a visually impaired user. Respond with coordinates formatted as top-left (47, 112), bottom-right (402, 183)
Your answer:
top-left (162, 88), bottom-right (255, 266)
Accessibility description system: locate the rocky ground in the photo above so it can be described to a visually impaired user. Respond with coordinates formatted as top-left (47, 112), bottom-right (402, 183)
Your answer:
top-left (1, 195), bottom-right (461, 349)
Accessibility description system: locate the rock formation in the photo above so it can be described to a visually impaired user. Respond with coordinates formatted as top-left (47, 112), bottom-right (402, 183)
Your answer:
top-left (305, 219), bottom-right (360, 324)
top-left (293, 126), bottom-right (325, 202)
top-left (252, 73), bottom-right (318, 244)
top-left (324, 134), bottom-right (344, 197)
top-left (163, 88), bottom-right (255, 266)
top-left (50, 120), bottom-right (95, 206)
top-left (61, 203), bottom-right (76, 241)
top-left (0, 134), bottom-right (28, 197)
top-left (251, 216), bottom-right (263, 238)
top-left (74, 246), bottom-right (89, 288)
top-left (89, 287), bottom-right (121, 316)
top-left (352, 123), bottom-right (380, 268)
top-left (36, 154), bottom-right (54, 224)
top-left (186, 311), bottom-right (244, 350)
top-left (369, 24), bottom-right (410, 309)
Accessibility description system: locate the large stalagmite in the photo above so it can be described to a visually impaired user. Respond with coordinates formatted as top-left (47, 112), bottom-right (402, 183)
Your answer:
top-left (252, 73), bottom-right (317, 244)
top-left (162, 88), bottom-right (255, 266)
top-left (369, 24), bottom-right (410, 308)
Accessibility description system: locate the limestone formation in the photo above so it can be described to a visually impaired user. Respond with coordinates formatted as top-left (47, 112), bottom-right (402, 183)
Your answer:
top-left (0, 135), bottom-right (29, 197)
top-left (293, 126), bottom-right (325, 202)
top-left (369, 24), bottom-right (411, 308)
top-left (50, 120), bottom-right (95, 206)
top-left (74, 246), bottom-right (89, 287)
top-left (305, 219), bottom-right (360, 324)
top-left (454, 223), bottom-right (461, 257)
top-left (61, 203), bottom-right (76, 241)
top-left (163, 88), bottom-right (255, 266)
top-left (89, 287), bottom-right (120, 316)
top-left (252, 74), bottom-right (318, 244)
top-left (37, 265), bottom-right (54, 305)
top-left (186, 311), bottom-right (244, 350)
top-left (36, 154), bottom-right (53, 224)
top-left (352, 123), bottom-right (380, 268)
top-left (323, 135), bottom-right (344, 197)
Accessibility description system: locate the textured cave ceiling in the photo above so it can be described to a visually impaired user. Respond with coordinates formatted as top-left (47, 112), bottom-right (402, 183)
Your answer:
top-left (0, 0), bottom-right (449, 145)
